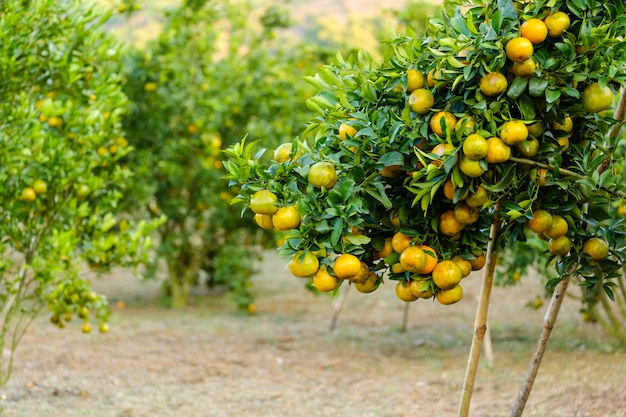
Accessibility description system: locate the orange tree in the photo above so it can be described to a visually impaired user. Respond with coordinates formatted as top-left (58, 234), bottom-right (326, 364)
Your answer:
top-left (121, 0), bottom-right (332, 309)
top-left (0, 0), bottom-right (159, 387)
top-left (225, 0), bottom-right (626, 412)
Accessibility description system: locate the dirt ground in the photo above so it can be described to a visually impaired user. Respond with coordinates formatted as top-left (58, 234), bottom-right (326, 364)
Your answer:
top-left (1, 251), bottom-right (625, 417)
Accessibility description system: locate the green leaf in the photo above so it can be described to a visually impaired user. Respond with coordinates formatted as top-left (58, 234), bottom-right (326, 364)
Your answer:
top-left (343, 234), bottom-right (372, 245)
top-left (331, 218), bottom-right (344, 247)
top-left (379, 151), bottom-right (404, 167)
top-left (545, 88), bottom-right (561, 104)
top-left (528, 78), bottom-right (549, 97)
top-left (507, 76), bottom-right (529, 99)
top-left (365, 182), bottom-right (393, 210)
top-left (518, 94), bottom-right (536, 120)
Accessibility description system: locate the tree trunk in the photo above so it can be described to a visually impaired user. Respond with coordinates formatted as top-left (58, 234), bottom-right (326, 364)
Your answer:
top-left (170, 277), bottom-right (190, 309)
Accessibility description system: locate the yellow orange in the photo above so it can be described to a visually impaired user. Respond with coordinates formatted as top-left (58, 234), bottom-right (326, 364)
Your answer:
top-left (399, 246), bottom-right (427, 273)
top-left (333, 253), bottom-right (362, 280)
top-left (432, 260), bottom-right (463, 290)
top-left (430, 111), bottom-right (457, 136)
top-left (439, 210), bottom-right (465, 237)
top-left (506, 37), bottom-right (534, 62)
top-left (520, 18), bottom-right (548, 44)
top-left (417, 245), bottom-right (438, 275)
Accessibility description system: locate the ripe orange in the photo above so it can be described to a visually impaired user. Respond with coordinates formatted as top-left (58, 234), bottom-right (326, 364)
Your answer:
top-left (254, 213), bottom-right (274, 229)
top-left (380, 165), bottom-right (402, 178)
top-left (376, 237), bottom-right (394, 259)
top-left (544, 11), bottom-right (570, 38)
top-left (333, 253), bottom-right (362, 280)
top-left (81, 322), bottom-right (92, 334)
top-left (462, 134), bottom-right (489, 160)
top-left (288, 251), bottom-right (320, 278)
top-left (520, 18), bottom-right (548, 44)
top-left (466, 186), bottom-right (489, 208)
top-left (313, 267), bottom-right (342, 292)
top-left (436, 284), bottom-right (463, 305)
top-left (409, 88), bottom-right (435, 114)
top-left (511, 58), bottom-right (536, 77)
top-left (439, 210), bottom-right (465, 237)
top-left (274, 143), bottom-right (293, 162)
top-left (480, 72), bottom-right (508, 96)
top-left (548, 236), bottom-right (572, 256)
top-left (452, 256), bottom-right (472, 278)
top-left (417, 245), bottom-right (438, 274)
top-left (33, 179), bottom-right (48, 194)
top-left (553, 116), bottom-right (573, 132)
top-left (528, 209), bottom-right (553, 233)
top-left (391, 263), bottom-right (406, 274)
top-left (582, 238), bottom-right (609, 260)
top-left (485, 137), bottom-right (511, 163)
top-left (399, 246), bottom-right (427, 273)
top-left (96, 322), bottom-right (109, 333)
top-left (355, 272), bottom-right (379, 293)
top-left (396, 281), bottom-right (419, 302)
top-left (582, 82), bottom-right (613, 113)
top-left (308, 161), bottom-right (337, 189)
top-left (557, 135), bottom-right (570, 152)
top-left (431, 143), bottom-right (456, 166)
top-left (349, 262), bottom-right (371, 284)
top-left (443, 179), bottom-right (468, 201)
top-left (272, 206), bottom-right (301, 230)
top-left (339, 123), bottom-right (358, 140)
top-left (501, 120), bottom-right (529, 145)
top-left (407, 69), bottom-right (425, 92)
top-left (527, 122), bottom-right (544, 138)
top-left (454, 202), bottom-right (480, 224)
top-left (543, 214), bottom-right (568, 239)
top-left (459, 157), bottom-right (486, 178)
top-left (430, 111), bottom-right (457, 136)
top-left (47, 116), bottom-right (63, 128)
top-left (410, 279), bottom-right (434, 299)
top-left (506, 37), bottom-right (534, 62)
top-left (535, 168), bottom-right (549, 186)
top-left (21, 187), bottom-right (37, 202)
top-left (432, 260), bottom-right (463, 290)
top-left (617, 203), bottom-right (626, 217)
top-left (469, 253), bottom-right (486, 271)
top-left (455, 116), bottom-right (476, 135)
top-left (250, 190), bottom-right (279, 215)
top-left (516, 138), bottom-right (540, 157)
top-left (427, 68), bottom-right (446, 88)
top-left (392, 231), bottom-right (413, 253)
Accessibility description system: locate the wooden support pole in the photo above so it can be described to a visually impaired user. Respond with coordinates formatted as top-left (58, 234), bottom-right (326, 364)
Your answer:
top-left (458, 213), bottom-right (502, 417)
top-left (510, 274), bottom-right (572, 417)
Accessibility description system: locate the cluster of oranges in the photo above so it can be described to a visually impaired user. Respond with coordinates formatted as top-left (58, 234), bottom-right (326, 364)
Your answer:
top-left (230, 0), bottom-right (624, 307)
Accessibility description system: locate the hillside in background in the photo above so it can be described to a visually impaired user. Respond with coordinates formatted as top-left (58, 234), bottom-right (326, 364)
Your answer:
top-left (97, 0), bottom-right (436, 52)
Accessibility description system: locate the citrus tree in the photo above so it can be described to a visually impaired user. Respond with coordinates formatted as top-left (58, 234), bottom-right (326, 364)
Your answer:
top-left (0, 0), bottom-right (159, 387)
top-left (225, 0), bottom-right (626, 413)
top-left (121, 0), bottom-right (332, 309)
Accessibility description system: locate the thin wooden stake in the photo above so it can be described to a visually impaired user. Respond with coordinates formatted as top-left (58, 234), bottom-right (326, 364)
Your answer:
top-left (458, 214), bottom-right (502, 417)
top-left (329, 284), bottom-right (350, 332)
top-left (400, 302), bottom-right (410, 333)
top-left (510, 274), bottom-right (571, 417)
top-left (483, 319), bottom-right (494, 369)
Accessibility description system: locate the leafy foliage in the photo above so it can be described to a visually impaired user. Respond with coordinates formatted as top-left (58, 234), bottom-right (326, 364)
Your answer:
top-left (225, 0), bottom-right (626, 310)
top-left (0, 0), bottom-right (160, 387)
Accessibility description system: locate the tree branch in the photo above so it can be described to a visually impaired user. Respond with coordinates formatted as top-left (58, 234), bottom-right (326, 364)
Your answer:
top-left (508, 156), bottom-right (626, 199)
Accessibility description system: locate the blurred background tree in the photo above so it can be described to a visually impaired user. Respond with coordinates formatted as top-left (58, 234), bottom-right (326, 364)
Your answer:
top-left (121, 0), bottom-right (335, 309)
